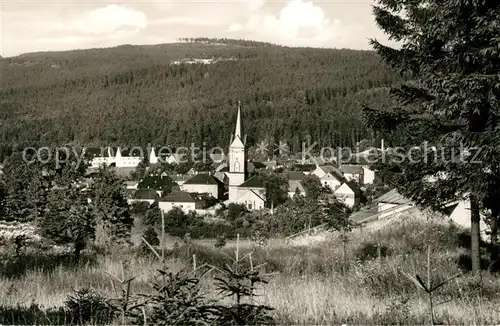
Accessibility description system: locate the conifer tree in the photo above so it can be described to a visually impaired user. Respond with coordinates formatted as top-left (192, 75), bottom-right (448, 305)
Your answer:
top-left (90, 167), bottom-right (134, 247)
top-left (365, 0), bottom-right (500, 273)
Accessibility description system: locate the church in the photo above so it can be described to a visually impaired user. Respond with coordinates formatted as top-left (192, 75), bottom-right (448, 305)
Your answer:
top-left (225, 103), bottom-right (266, 210)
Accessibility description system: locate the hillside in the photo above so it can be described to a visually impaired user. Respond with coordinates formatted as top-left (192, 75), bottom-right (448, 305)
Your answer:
top-left (0, 38), bottom-right (401, 156)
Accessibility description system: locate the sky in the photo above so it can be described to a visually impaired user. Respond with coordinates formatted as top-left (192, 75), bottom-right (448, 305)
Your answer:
top-left (0, 0), bottom-right (393, 57)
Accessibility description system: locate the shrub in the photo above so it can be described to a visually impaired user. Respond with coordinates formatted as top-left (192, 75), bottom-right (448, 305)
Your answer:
top-left (65, 288), bottom-right (115, 325)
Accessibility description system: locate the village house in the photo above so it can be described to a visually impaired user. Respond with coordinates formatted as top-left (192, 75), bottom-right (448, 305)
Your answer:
top-left (288, 179), bottom-right (306, 198)
top-left (292, 164), bottom-right (316, 175)
top-left (169, 175), bottom-right (191, 186)
top-left (125, 181), bottom-right (139, 190)
top-left (85, 147), bottom-right (142, 169)
top-left (362, 166), bottom-right (375, 184)
top-left (180, 174), bottom-right (225, 200)
top-left (137, 174), bottom-right (179, 197)
top-left (158, 191), bottom-right (204, 214)
top-left (339, 164), bottom-right (364, 183)
top-left (334, 181), bottom-right (361, 209)
top-left (128, 188), bottom-right (159, 205)
top-left (164, 153), bottom-right (188, 165)
top-left (375, 188), bottom-right (415, 219)
top-left (311, 165), bottom-right (344, 191)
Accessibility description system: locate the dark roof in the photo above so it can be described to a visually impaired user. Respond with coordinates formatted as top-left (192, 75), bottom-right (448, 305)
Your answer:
top-left (84, 147), bottom-right (103, 158)
top-left (340, 165), bottom-right (364, 175)
top-left (318, 165), bottom-right (338, 174)
top-left (293, 164), bottom-right (316, 172)
top-left (376, 188), bottom-right (411, 205)
top-left (239, 175), bottom-right (265, 188)
top-left (138, 175), bottom-right (176, 190)
top-left (120, 147), bottom-right (143, 157)
top-left (161, 191), bottom-right (198, 203)
top-left (281, 171), bottom-right (306, 181)
top-left (125, 189), bottom-right (136, 198)
top-left (133, 188), bottom-right (159, 200)
top-left (183, 174), bottom-right (223, 185)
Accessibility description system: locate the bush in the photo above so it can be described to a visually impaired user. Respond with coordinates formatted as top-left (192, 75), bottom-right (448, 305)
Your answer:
top-left (65, 288), bottom-right (115, 325)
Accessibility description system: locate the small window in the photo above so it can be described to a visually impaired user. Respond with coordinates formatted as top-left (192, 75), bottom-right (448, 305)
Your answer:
top-left (248, 203), bottom-right (252, 210)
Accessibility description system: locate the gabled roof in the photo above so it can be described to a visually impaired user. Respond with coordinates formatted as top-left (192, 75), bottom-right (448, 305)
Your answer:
top-left (133, 188), bottom-right (159, 200)
top-left (340, 164), bottom-right (364, 175)
top-left (288, 180), bottom-right (305, 193)
top-left (161, 191), bottom-right (199, 203)
top-left (376, 188), bottom-right (411, 205)
top-left (239, 175), bottom-right (265, 188)
top-left (335, 182), bottom-right (361, 196)
top-left (183, 174), bottom-right (223, 185)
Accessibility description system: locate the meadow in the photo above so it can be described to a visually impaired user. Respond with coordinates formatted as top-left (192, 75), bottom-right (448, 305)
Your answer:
top-left (0, 211), bottom-right (499, 325)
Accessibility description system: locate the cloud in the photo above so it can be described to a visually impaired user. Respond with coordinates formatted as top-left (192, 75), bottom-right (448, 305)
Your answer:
top-left (70, 5), bottom-right (148, 36)
top-left (225, 0), bottom-right (368, 49)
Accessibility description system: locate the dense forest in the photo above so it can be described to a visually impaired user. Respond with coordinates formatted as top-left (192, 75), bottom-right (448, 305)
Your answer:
top-left (0, 38), bottom-right (402, 160)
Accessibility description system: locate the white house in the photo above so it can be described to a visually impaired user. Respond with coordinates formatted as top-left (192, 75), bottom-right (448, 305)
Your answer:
top-left (362, 166), bottom-right (375, 185)
top-left (115, 148), bottom-right (142, 168)
top-left (180, 174), bottom-right (225, 199)
top-left (237, 189), bottom-right (266, 210)
top-left (334, 181), bottom-right (361, 209)
top-left (448, 199), bottom-right (489, 241)
top-left (85, 147), bottom-right (142, 168)
top-left (375, 188), bottom-right (414, 219)
top-left (158, 191), bottom-right (204, 214)
top-left (312, 165), bottom-right (341, 179)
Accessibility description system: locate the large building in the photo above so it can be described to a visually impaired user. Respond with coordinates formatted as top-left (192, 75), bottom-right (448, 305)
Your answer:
top-left (226, 103), bottom-right (266, 210)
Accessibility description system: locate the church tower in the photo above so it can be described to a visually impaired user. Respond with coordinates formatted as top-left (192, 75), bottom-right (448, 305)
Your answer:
top-left (227, 102), bottom-right (246, 202)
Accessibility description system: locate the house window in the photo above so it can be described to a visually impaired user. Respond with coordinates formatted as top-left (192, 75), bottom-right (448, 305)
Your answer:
top-left (248, 203), bottom-right (252, 210)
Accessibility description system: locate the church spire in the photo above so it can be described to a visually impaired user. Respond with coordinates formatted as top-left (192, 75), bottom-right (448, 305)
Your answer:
top-left (235, 101), bottom-right (242, 140)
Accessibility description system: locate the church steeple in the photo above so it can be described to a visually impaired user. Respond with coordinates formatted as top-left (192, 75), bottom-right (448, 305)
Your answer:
top-left (235, 101), bottom-right (242, 140)
top-left (228, 101), bottom-right (246, 202)
top-left (230, 101), bottom-right (244, 149)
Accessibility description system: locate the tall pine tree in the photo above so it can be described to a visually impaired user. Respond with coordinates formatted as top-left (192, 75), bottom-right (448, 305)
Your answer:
top-left (365, 0), bottom-right (500, 273)
top-left (90, 167), bottom-right (134, 247)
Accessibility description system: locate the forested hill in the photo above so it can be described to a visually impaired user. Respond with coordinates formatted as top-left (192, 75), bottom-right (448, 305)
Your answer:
top-left (0, 38), bottom-right (401, 157)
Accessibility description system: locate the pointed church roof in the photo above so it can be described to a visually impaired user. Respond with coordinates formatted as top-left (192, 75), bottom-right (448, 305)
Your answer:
top-left (230, 101), bottom-right (245, 148)
top-left (235, 101), bottom-right (242, 139)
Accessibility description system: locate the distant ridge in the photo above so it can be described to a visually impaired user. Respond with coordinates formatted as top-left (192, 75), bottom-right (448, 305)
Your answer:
top-left (0, 37), bottom-right (402, 158)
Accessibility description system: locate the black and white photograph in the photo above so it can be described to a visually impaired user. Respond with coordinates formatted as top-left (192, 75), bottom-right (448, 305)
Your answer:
top-left (0, 0), bottom-right (500, 324)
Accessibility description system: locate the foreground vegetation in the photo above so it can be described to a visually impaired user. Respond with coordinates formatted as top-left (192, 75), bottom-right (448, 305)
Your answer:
top-left (0, 211), bottom-right (499, 324)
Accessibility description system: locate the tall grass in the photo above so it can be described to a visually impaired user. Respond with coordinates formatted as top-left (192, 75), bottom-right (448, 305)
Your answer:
top-left (0, 211), bottom-right (499, 324)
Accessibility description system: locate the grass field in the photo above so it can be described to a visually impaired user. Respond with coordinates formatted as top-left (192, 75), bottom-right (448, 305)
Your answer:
top-left (0, 211), bottom-right (499, 324)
